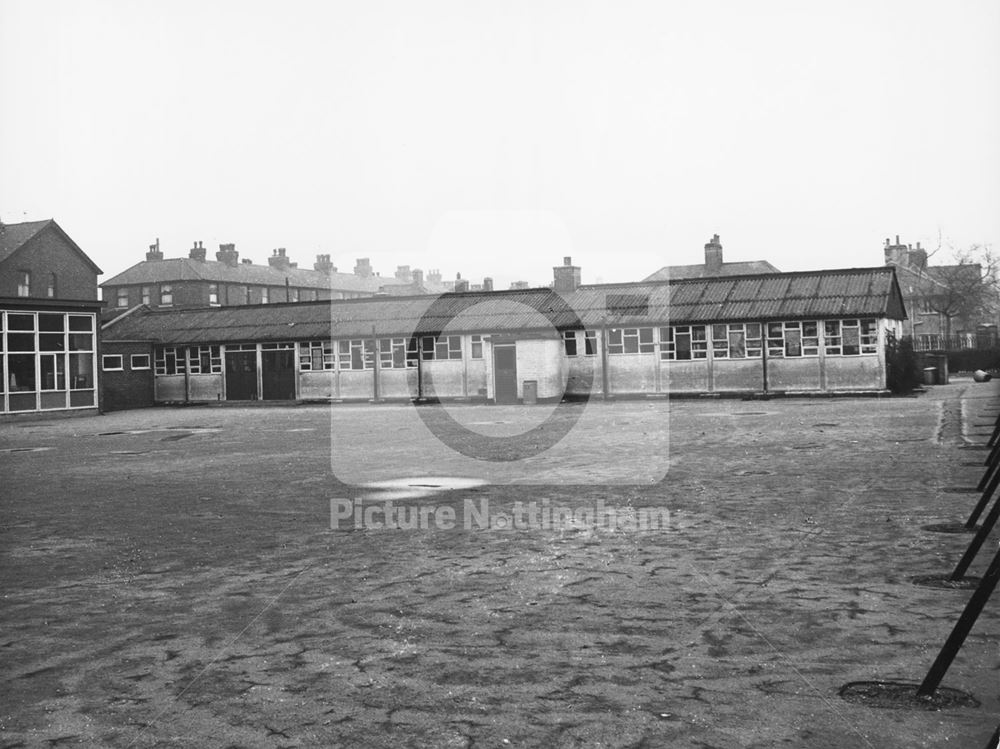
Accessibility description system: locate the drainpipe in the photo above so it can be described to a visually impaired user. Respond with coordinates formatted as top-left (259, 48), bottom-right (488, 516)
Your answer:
top-left (371, 326), bottom-right (380, 402)
top-left (183, 347), bottom-right (191, 404)
top-left (415, 336), bottom-right (423, 402)
top-left (600, 319), bottom-right (611, 400)
top-left (760, 321), bottom-right (769, 394)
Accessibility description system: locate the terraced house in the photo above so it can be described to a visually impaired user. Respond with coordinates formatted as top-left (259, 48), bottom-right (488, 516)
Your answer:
top-left (100, 262), bottom-right (907, 408)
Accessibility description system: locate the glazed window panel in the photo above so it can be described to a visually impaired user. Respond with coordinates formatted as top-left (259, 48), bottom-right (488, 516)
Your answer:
top-left (563, 330), bottom-right (578, 357)
top-left (860, 319), bottom-right (878, 353)
top-left (660, 325), bottom-right (707, 360)
top-left (378, 338), bottom-right (410, 368)
top-left (131, 354), bottom-right (151, 370)
top-left (40, 354), bottom-right (66, 390)
top-left (116, 289), bottom-right (129, 307)
top-left (142, 286), bottom-right (152, 305)
top-left (69, 353), bottom-right (94, 389)
top-left (824, 320), bottom-right (842, 355)
top-left (609, 327), bottom-right (655, 355)
top-left (299, 341), bottom-right (335, 371)
top-left (471, 335), bottom-right (484, 359)
top-left (154, 347), bottom-right (186, 375)
top-left (160, 285), bottom-right (173, 306)
top-left (584, 330), bottom-right (597, 355)
top-left (102, 354), bottom-right (124, 371)
top-left (712, 324), bottom-right (729, 358)
top-left (186, 345), bottom-right (222, 374)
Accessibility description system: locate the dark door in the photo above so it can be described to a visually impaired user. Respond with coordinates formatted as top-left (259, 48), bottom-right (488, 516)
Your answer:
top-left (226, 351), bottom-right (258, 400)
top-left (493, 344), bottom-right (517, 404)
top-left (262, 349), bottom-right (296, 400)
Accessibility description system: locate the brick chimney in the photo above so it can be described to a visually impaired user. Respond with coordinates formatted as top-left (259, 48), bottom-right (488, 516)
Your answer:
top-left (908, 241), bottom-right (928, 270)
top-left (216, 243), bottom-right (239, 267)
top-left (454, 272), bottom-right (470, 293)
top-left (395, 265), bottom-right (413, 282)
top-left (189, 240), bottom-right (206, 262)
top-left (268, 247), bottom-right (293, 270)
top-left (354, 258), bottom-right (373, 277)
top-left (427, 269), bottom-right (442, 284)
top-left (884, 235), bottom-right (908, 267)
top-left (704, 234), bottom-right (723, 274)
top-left (553, 256), bottom-right (581, 293)
top-left (314, 254), bottom-right (336, 274)
top-left (146, 238), bottom-right (163, 262)
top-left (483, 277), bottom-right (494, 292)
top-left (510, 280), bottom-right (530, 290)
top-left (412, 268), bottom-right (424, 287)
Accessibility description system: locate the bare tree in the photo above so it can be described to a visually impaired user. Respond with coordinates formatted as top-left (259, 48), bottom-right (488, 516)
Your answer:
top-left (919, 243), bottom-right (999, 340)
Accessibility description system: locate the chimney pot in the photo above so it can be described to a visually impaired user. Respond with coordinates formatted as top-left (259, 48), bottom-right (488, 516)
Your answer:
top-left (483, 277), bottom-right (494, 292)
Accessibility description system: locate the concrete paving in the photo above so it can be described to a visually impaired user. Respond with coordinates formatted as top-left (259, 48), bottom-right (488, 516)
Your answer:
top-left (1, 381), bottom-right (998, 747)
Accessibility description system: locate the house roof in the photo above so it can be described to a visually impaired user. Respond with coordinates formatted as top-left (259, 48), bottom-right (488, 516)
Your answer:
top-left (103, 266), bottom-right (906, 345)
top-left (0, 219), bottom-right (102, 273)
top-left (99, 256), bottom-right (427, 294)
top-left (644, 259), bottom-right (780, 281)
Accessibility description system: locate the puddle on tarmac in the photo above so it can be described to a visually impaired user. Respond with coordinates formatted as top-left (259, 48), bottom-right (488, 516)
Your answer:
top-left (360, 476), bottom-right (488, 500)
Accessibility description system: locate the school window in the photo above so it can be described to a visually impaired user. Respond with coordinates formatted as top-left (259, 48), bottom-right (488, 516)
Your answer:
top-left (659, 326), bottom-right (708, 360)
top-left (130, 354), bottom-right (151, 370)
top-left (243, 286), bottom-right (251, 304)
top-left (563, 331), bottom-right (578, 356)
top-left (17, 271), bottom-right (30, 297)
top-left (824, 319), bottom-right (877, 355)
top-left (769, 321), bottom-right (819, 358)
top-left (47, 273), bottom-right (57, 298)
top-left (608, 327), bottom-right (655, 355)
top-left (377, 338), bottom-right (417, 368)
top-left (420, 335), bottom-right (462, 361)
top-left (471, 335), bottom-right (484, 359)
top-left (338, 339), bottom-right (375, 370)
top-left (154, 346), bottom-right (186, 375)
top-left (102, 354), bottom-right (124, 371)
top-left (208, 284), bottom-right (219, 305)
top-left (116, 289), bottom-right (129, 307)
top-left (261, 287), bottom-right (269, 304)
top-left (299, 341), bottom-right (335, 371)
top-left (186, 345), bottom-right (222, 374)
top-left (289, 288), bottom-right (299, 303)
top-left (141, 286), bottom-right (151, 305)
top-left (711, 323), bottom-right (763, 359)
top-left (563, 330), bottom-right (598, 357)
top-left (160, 284), bottom-right (173, 306)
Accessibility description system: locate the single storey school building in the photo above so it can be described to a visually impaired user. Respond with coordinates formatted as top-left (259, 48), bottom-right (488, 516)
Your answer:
top-left (100, 266), bottom-right (907, 406)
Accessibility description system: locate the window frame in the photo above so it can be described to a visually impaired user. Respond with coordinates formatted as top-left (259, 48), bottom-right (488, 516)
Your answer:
top-left (102, 354), bottom-right (124, 371)
top-left (130, 354), bottom-right (151, 370)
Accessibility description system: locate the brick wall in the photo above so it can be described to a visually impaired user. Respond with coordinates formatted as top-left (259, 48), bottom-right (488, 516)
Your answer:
top-left (101, 340), bottom-right (155, 411)
top-left (0, 225), bottom-right (98, 300)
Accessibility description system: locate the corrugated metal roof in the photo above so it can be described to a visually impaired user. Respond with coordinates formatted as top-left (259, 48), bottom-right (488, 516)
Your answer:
top-left (103, 266), bottom-right (906, 345)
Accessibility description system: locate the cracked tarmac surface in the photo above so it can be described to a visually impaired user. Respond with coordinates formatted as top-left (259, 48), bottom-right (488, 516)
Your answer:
top-left (1, 381), bottom-right (998, 747)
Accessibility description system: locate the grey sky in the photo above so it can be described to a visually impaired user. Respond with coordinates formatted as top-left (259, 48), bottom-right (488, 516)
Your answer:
top-left (2, 0), bottom-right (998, 289)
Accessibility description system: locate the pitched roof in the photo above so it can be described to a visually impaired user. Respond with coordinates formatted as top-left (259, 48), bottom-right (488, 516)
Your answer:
top-left (644, 259), bottom-right (781, 281)
top-left (100, 257), bottom-right (452, 295)
top-left (0, 219), bottom-right (102, 273)
top-left (103, 266), bottom-right (906, 345)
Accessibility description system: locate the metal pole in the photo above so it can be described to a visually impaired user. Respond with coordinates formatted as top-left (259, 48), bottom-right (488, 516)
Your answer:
top-left (968, 465), bottom-right (1000, 527)
top-left (952, 493), bottom-right (1000, 580)
top-left (918, 543), bottom-right (1000, 697)
top-left (976, 446), bottom-right (1000, 490)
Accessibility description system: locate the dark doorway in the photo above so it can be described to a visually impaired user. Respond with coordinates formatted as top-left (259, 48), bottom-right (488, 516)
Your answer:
top-left (262, 349), bottom-right (296, 400)
top-left (226, 351), bottom-right (258, 400)
top-left (493, 344), bottom-right (517, 404)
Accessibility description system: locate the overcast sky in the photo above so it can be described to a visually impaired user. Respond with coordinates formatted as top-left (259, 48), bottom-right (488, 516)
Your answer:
top-left (2, 1), bottom-right (998, 289)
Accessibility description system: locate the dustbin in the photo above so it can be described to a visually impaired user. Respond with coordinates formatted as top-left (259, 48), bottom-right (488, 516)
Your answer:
top-left (922, 367), bottom-right (937, 386)
top-left (523, 380), bottom-right (538, 405)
